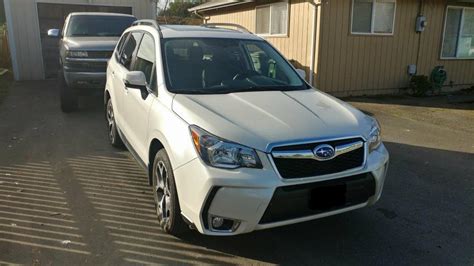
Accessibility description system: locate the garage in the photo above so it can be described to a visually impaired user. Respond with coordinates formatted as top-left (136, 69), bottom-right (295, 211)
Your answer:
top-left (3, 0), bottom-right (155, 81)
top-left (38, 3), bottom-right (132, 78)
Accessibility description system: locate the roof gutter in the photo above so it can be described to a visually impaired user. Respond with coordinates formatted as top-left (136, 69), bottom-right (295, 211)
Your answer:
top-left (193, 10), bottom-right (210, 23)
top-left (188, 0), bottom-right (254, 13)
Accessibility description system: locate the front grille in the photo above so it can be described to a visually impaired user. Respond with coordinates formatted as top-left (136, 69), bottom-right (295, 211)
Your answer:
top-left (64, 61), bottom-right (108, 72)
top-left (272, 138), bottom-right (365, 179)
top-left (259, 173), bottom-right (375, 224)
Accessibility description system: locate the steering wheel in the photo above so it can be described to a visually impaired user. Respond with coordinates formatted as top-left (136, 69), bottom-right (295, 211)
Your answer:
top-left (232, 70), bottom-right (261, 80)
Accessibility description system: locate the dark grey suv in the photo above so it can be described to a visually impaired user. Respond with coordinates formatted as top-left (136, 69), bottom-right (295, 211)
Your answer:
top-left (48, 12), bottom-right (136, 112)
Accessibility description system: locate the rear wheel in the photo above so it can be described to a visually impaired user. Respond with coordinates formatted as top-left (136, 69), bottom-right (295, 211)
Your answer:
top-left (58, 71), bottom-right (78, 113)
top-left (152, 149), bottom-right (188, 235)
top-left (106, 98), bottom-right (124, 148)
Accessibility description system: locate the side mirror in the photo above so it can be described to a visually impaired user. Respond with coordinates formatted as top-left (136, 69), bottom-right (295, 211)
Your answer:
top-left (124, 71), bottom-right (147, 90)
top-left (48, 29), bottom-right (60, 38)
top-left (296, 69), bottom-right (306, 80)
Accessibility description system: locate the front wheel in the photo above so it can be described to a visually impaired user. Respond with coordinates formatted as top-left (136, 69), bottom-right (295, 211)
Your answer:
top-left (152, 149), bottom-right (188, 235)
top-left (106, 98), bottom-right (124, 148)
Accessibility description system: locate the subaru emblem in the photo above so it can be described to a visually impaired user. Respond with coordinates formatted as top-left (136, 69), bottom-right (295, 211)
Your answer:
top-left (313, 144), bottom-right (335, 161)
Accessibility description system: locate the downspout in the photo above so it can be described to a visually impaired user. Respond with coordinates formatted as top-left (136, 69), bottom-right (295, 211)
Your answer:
top-left (309, 0), bottom-right (322, 86)
top-left (415, 0), bottom-right (424, 69)
top-left (193, 11), bottom-right (210, 24)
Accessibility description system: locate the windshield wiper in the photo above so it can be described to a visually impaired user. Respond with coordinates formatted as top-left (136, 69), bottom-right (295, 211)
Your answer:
top-left (231, 85), bottom-right (295, 92)
top-left (178, 89), bottom-right (230, 94)
top-left (175, 85), bottom-right (305, 95)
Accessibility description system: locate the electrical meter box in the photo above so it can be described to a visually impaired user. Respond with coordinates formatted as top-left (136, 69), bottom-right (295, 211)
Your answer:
top-left (408, 64), bottom-right (417, 75)
top-left (416, 15), bottom-right (427, 32)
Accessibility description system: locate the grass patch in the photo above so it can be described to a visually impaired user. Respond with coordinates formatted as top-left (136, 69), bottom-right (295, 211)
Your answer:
top-left (0, 71), bottom-right (12, 105)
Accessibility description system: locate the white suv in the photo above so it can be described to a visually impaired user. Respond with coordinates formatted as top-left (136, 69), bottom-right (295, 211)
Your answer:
top-left (105, 20), bottom-right (389, 236)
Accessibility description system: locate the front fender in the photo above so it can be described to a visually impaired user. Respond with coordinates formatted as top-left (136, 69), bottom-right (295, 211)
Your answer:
top-left (146, 105), bottom-right (198, 172)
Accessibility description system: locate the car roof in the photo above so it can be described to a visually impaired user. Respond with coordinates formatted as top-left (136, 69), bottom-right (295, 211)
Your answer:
top-left (148, 25), bottom-right (262, 41)
top-left (69, 12), bottom-right (136, 18)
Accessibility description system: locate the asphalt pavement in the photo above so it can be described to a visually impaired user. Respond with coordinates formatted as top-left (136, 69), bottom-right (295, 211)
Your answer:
top-left (0, 81), bottom-right (473, 265)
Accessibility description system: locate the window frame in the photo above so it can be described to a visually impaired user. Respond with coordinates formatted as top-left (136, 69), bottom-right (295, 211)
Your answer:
top-left (131, 32), bottom-right (157, 92)
top-left (440, 5), bottom-right (474, 60)
top-left (115, 32), bottom-right (130, 61)
top-left (119, 31), bottom-right (144, 70)
top-left (350, 0), bottom-right (397, 36)
top-left (255, 0), bottom-right (290, 37)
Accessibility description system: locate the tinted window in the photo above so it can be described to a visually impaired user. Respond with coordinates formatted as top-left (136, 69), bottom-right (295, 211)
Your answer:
top-left (132, 33), bottom-right (155, 85)
top-left (121, 32), bottom-right (142, 70)
top-left (163, 38), bottom-right (305, 94)
top-left (66, 15), bottom-right (136, 37)
top-left (115, 32), bottom-right (129, 60)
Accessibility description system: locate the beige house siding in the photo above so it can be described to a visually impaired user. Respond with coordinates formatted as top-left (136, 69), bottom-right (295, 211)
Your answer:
top-left (206, 0), bottom-right (315, 79)
top-left (4, 0), bottom-right (154, 81)
top-left (203, 0), bottom-right (474, 96)
top-left (419, 1), bottom-right (474, 86)
top-left (318, 0), bottom-right (474, 96)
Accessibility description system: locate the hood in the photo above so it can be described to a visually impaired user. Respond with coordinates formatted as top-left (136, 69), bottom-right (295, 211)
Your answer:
top-left (64, 37), bottom-right (120, 51)
top-left (172, 89), bottom-right (373, 152)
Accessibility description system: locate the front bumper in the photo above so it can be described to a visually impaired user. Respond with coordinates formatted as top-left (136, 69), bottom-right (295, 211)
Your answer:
top-left (63, 57), bottom-right (108, 89)
top-left (174, 143), bottom-right (389, 236)
top-left (64, 71), bottom-right (106, 89)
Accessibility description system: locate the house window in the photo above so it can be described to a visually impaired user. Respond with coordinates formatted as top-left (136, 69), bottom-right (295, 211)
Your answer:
top-left (351, 0), bottom-right (396, 35)
top-left (441, 6), bottom-right (474, 59)
top-left (256, 1), bottom-right (288, 36)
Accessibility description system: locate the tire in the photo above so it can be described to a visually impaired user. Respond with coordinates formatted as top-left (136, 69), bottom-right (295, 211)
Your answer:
top-left (152, 149), bottom-right (188, 235)
top-left (58, 71), bottom-right (78, 113)
top-left (105, 98), bottom-right (124, 148)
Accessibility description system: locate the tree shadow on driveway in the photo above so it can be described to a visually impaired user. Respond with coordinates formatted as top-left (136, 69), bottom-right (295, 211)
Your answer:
top-left (0, 81), bottom-right (472, 265)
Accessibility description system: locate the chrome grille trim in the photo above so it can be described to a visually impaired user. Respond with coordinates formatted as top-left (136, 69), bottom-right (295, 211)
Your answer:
top-left (271, 140), bottom-right (363, 161)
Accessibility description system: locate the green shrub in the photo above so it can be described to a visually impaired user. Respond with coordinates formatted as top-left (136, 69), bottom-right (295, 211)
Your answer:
top-left (409, 75), bottom-right (433, 96)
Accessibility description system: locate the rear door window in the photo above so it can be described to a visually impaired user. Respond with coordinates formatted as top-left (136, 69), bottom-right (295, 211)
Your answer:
top-left (115, 32), bottom-right (129, 61)
top-left (120, 32), bottom-right (143, 70)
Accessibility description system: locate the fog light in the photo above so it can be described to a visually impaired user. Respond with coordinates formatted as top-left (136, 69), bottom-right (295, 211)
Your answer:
top-left (211, 217), bottom-right (224, 228)
top-left (209, 215), bottom-right (240, 232)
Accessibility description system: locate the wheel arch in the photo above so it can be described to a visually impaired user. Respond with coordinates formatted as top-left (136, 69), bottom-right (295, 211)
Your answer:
top-left (148, 138), bottom-right (165, 185)
top-left (104, 90), bottom-right (110, 110)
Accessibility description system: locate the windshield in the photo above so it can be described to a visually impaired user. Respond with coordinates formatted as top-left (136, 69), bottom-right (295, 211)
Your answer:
top-left (162, 38), bottom-right (308, 94)
top-left (66, 15), bottom-right (136, 37)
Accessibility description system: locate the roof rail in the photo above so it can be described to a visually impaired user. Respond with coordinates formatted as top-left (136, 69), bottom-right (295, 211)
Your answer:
top-left (201, 23), bottom-right (252, 34)
top-left (132, 19), bottom-right (161, 30)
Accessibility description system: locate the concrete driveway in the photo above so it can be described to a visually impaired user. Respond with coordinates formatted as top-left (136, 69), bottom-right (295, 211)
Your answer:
top-left (0, 81), bottom-right (473, 265)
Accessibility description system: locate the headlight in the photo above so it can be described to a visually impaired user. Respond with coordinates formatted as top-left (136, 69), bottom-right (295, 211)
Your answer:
top-left (67, 51), bottom-right (88, 58)
top-left (190, 125), bottom-right (262, 169)
top-left (368, 118), bottom-right (382, 153)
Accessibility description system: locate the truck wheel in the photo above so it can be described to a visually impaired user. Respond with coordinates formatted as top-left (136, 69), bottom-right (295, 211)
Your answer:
top-left (58, 71), bottom-right (78, 113)
top-left (106, 98), bottom-right (124, 148)
top-left (152, 149), bottom-right (188, 235)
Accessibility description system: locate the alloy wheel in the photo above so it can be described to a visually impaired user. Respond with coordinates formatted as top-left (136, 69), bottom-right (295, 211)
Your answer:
top-left (106, 100), bottom-right (116, 143)
top-left (154, 160), bottom-right (171, 225)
